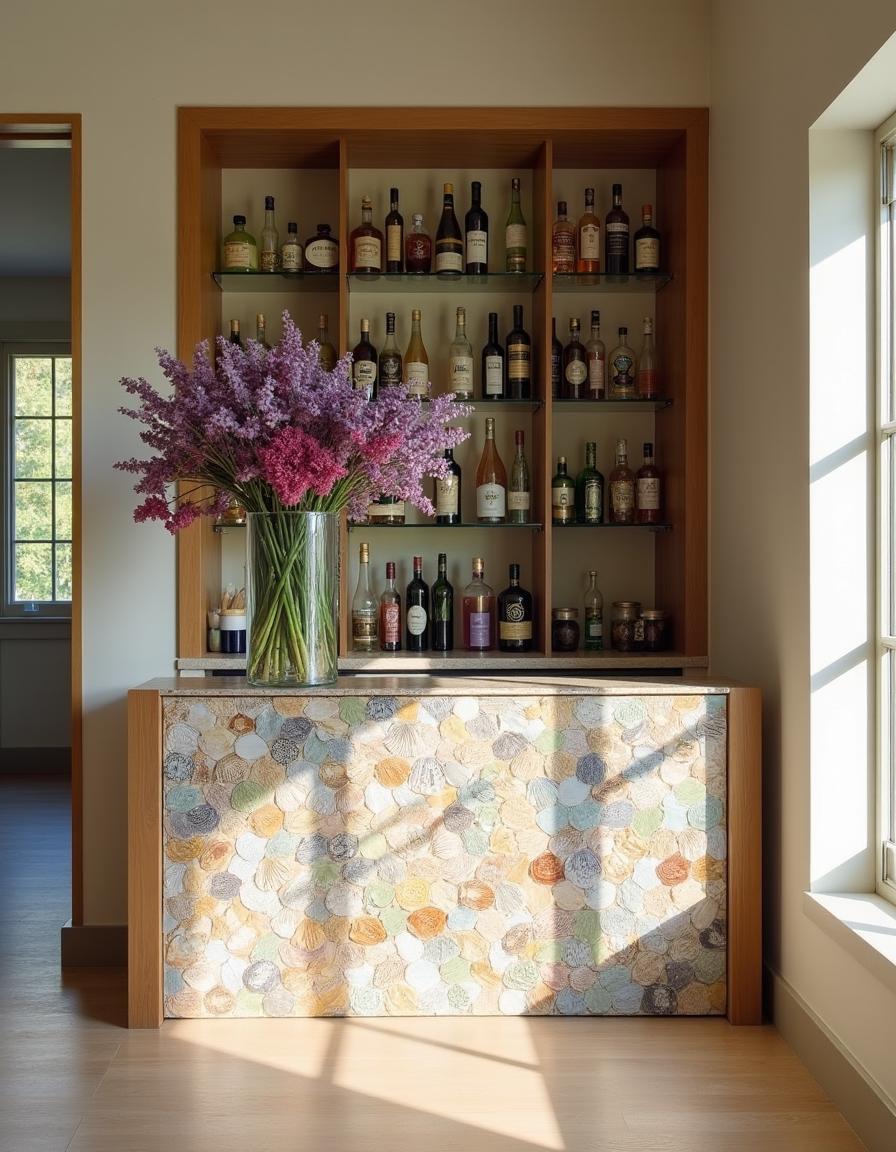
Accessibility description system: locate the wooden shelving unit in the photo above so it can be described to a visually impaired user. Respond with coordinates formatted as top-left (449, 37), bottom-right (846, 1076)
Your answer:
top-left (176, 107), bottom-right (708, 674)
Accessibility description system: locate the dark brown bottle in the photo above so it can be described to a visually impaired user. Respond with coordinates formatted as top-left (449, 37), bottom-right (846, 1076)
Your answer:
top-left (604, 183), bottom-right (630, 275)
top-left (636, 441), bottom-right (662, 525)
top-left (505, 304), bottom-right (531, 399)
top-left (405, 556), bottom-right (430, 651)
top-left (379, 562), bottom-right (401, 651)
top-left (498, 563), bottom-right (533, 653)
top-left (385, 187), bottom-right (404, 273)
top-left (562, 318), bottom-right (587, 399)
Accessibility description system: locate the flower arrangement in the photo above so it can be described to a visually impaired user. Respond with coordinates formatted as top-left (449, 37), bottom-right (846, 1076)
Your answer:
top-left (118, 312), bottom-right (469, 683)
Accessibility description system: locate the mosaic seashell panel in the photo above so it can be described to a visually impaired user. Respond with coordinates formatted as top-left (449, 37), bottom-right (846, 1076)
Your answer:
top-left (162, 693), bottom-right (727, 1018)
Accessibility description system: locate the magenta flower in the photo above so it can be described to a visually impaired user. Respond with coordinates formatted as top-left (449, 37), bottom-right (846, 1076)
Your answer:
top-left (259, 426), bottom-right (346, 507)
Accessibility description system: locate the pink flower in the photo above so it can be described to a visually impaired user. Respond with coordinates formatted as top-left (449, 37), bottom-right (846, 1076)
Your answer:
top-left (259, 425), bottom-right (346, 507)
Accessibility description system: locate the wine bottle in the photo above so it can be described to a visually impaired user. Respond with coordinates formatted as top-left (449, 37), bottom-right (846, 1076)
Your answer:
top-left (476, 416), bottom-right (507, 523)
top-left (281, 222), bottom-right (303, 272)
top-left (604, 183), bottom-right (630, 275)
top-left (563, 318), bottom-right (587, 399)
top-left (351, 318), bottom-right (377, 399)
top-left (449, 306), bottom-right (474, 399)
top-left (405, 214), bottom-right (432, 273)
top-left (609, 438), bottom-right (636, 524)
top-left (304, 223), bottom-right (338, 272)
top-left (637, 317), bottom-right (659, 397)
top-left (576, 187), bottom-right (600, 274)
top-left (551, 317), bottom-right (562, 399)
top-left (435, 182), bottom-right (463, 276)
top-left (351, 542), bottom-right (378, 651)
top-left (498, 563), bottom-right (533, 653)
top-left (585, 309), bottom-right (606, 400)
top-left (223, 214), bottom-right (258, 271)
top-left (505, 304), bottom-right (531, 400)
top-left (508, 429), bottom-right (531, 524)
top-left (634, 204), bottom-right (660, 274)
top-left (435, 447), bottom-right (462, 525)
top-left (636, 441), bottom-right (662, 525)
top-left (317, 313), bottom-right (337, 372)
top-left (385, 186), bottom-right (404, 273)
top-left (431, 552), bottom-right (454, 652)
top-left (229, 319), bottom-right (241, 346)
top-left (378, 312), bottom-right (402, 389)
top-left (379, 562), bottom-right (401, 651)
top-left (552, 455), bottom-right (575, 525)
top-left (609, 326), bottom-right (637, 399)
top-left (255, 313), bottom-right (271, 350)
top-left (575, 441), bottom-right (604, 524)
top-left (505, 177), bottom-right (527, 273)
top-left (482, 312), bottom-right (504, 400)
top-left (405, 556), bottom-right (430, 652)
top-left (404, 308), bottom-right (429, 398)
top-left (465, 180), bottom-right (489, 274)
top-left (462, 557), bottom-right (495, 651)
top-left (260, 196), bottom-right (280, 272)
top-left (552, 200), bottom-right (576, 275)
top-left (584, 570), bottom-right (604, 651)
top-left (350, 195), bottom-right (383, 274)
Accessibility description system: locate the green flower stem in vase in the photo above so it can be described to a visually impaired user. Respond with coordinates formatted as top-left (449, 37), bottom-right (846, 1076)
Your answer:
top-left (246, 510), bottom-right (338, 687)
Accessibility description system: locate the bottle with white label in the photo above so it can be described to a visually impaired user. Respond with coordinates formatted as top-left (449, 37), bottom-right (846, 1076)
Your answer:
top-left (280, 222), bottom-right (303, 272)
top-left (465, 180), bottom-right (489, 274)
top-left (505, 177), bottom-right (527, 273)
top-left (563, 318), bottom-right (588, 399)
top-left (577, 187), bottom-right (600, 274)
top-left (604, 183), bottom-right (630, 275)
top-left (609, 326), bottom-right (637, 399)
top-left (462, 557), bottom-right (495, 651)
top-left (435, 182), bottom-right (463, 276)
top-left (350, 195), bottom-right (383, 274)
top-left (304, 224), bottom-right (338, 272)
top-left (634, 203), bottom-right (661, 274)
top-left (379, 312), bottom-right (402, 389)
top-left (609, 438), bottom-right (636, 524)
top-left (405, 556), bottom-right (430, 652)
top-left (222, 215), bottom-right (258, 272)
top-left (585, 309), bottom-right (606, 400)
top-left (351, 542), bottom-right (378, 651)
top-left (636, 441), bottom-right (662, 525)
top-left (260, 196), bottom-right (280, 272)
top-left (385, 187), bottom-right (404, 273)
top-left (552, 456), bottom-right (575, 525)
top-left (351, 318), bottom-right (378, 400)
top-left (476, 416), bottom-right (507, 523)
top-left (404, 308), bottom-right (429, 398)
top-left (435, 447), bottom-right (462, 525)
top-left (481, 312), bottom-right (504, 400)
top-left (584, 570), bottom-right (604, 651)
top-left (508, 430), bottom-right (531, 524)
top-left (449, 306), bottom-right (474, 399)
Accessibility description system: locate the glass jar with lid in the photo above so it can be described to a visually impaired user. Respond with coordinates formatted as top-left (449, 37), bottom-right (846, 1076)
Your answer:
top-left (551, 607), bottom-right (580, 652)
top-left (611, 600), bottom-right (642, 651)
top-left (641, 608), bottom-right (668, 652)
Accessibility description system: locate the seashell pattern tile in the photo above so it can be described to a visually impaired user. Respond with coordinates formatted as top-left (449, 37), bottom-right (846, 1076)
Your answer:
top-left (163, 693), bottom-right (727, 1018)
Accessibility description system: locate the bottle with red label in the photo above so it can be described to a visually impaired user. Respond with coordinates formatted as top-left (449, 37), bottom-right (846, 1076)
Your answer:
top-left (462, 557), bottom-right (495, 651)
top-left (379, 561), bottom-right (401, 651)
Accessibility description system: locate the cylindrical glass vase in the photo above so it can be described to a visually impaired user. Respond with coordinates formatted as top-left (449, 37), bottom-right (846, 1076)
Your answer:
top-left (246, 511), bottom-right (339, 687)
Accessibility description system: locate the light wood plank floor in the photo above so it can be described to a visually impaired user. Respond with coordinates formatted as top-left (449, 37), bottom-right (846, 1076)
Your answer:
top-left (0, 774), bottom-right (868, 1152)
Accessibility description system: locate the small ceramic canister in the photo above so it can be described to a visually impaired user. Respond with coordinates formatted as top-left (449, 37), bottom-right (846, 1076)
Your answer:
top-left (219, 609), bottom-right (247, 654)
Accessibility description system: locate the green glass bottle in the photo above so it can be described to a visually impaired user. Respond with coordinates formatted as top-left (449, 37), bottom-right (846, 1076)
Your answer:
top-left (431, 552), bottom-right (454, 652)
top-left (575, 441), bottom-right (604, 524)
top-left (551, 455), bottom-right (575, 525)
top-left (222, 214), bottom-right (258, 272)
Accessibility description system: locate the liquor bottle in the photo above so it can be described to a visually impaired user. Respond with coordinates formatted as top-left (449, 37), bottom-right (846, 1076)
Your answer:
top-left (505, 304), bottom-right (531, 400)
top-left (404, 308), bottom-right (429, 398)
top-left (481, 312), bottom-right (504, 400)
top-left (431, 552), bottom-right (454, 652)
top-left (435, 182), bottom-right (463, 276)
top-left (636, 441), bottom-right (662, 525)
top-left (379, 312), bottom-right (403, 389)
top-left (385, 187), bottom-right (404, 273)
top-left (609, 438), bottom-right (636, 524)
top-left (350, 196), bottom-right (383, 274)
top-left (575, 441), bottom-right (604, 524)
top-left (576, 187), bottom-right (600, 274)
top-left (351, 542), bottom-right (378, 651)
top-left (281, 222), bottom-right (303, 272)
top-left (508, 429), bottom-right (531, 524)
top-left (255, 313), bottom-right (271, 349)
top-left (465, 180), bottom-right (489, 274)
top-left (604, 183), bottom-right (630, 275)
top-left (228, 319), bottom-right (242, 346)
top-left (448, 306), bottom-right (474, 399)
top-left (462, 557), bottom-right (495, 651)
top-left (405, 214), bottom-right (432, 273)
top-left (379, 562), bottom-right (401, 651)
top-left (351, 318), bottom-right (378, 399)
top-left (223, 215), bottom-right (258, 271)
top-left (435, 447), bottom-right (462, 525)
top-left (317, 313), bottom-right (337, 372)
top-left (585, 309), bottom-right (606, 400)
top-left (368, 495), bottom-right (405, 525)
top-left (552, 200), bottom-right (575, 275)
top-left (637, 317), bottom-right (658, 397)
top-left (505, 177), bottom-right (527, 273)
top-left (405, 556), bottom-right (430, 652)
top-left (634, 204), bottom-right (661, 274)
top-left (498, 563), bottom-right (534, 653)
top-left (304, 223), bottom-right (338, 272)
top-left (608, 326), bottom-right (637, 398)
top-left (583, 570), bottom-right (604, 651)
top-left (476, 416), bottom-right (507, 523)
top-left (563, 318), bottom-right (588, 399)
top-left (551, 318), bottom-right (562, 399)
top-left (551, 455), bottom-right (575, 525)
top-left (260, 196), bottom-right (280, 272)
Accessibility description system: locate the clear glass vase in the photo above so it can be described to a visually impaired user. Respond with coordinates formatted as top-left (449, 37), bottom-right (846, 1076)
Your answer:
top-left (246, 511), bottom-right (339, 687)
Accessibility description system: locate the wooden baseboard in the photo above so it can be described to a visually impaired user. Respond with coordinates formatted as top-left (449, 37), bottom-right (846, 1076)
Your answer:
top-left (0, 747), bottom-right (70, 774)
top-left (61, 920), bottom-right (126, 967)
top-left (767, 964), bottom-right (896, 1152)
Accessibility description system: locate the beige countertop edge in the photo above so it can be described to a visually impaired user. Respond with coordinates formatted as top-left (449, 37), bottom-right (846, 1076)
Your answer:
top-left (176, 653), bottom-right (708, 671)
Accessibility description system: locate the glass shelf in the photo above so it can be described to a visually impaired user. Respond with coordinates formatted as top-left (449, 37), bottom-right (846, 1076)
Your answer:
top-left (213, 521), bottom-right (246, 533)
top-left (349, 521), bottom-right (544, 530)
top-left (553, 397), bottom-right (672, 412)
top-left (552, 272), bottom-right (672, 293)
top-left (553, 522), bottom-right (672, 532)
top-left (426, 397), bottom-right (542, 412)
top-left (347, 272), bottom-right (544, 293)
top-left (212, 271), bottom-right (339, 292)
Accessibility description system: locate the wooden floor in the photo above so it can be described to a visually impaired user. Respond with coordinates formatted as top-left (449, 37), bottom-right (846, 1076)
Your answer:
top-left (0, 775), bottom-right (867, 1152)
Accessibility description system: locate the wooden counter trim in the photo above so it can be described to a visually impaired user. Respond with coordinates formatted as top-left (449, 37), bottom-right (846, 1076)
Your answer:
top-left (727, 686), bottom-right (762, 1024)
top-left (128, 689), bottom-right (163, 1028)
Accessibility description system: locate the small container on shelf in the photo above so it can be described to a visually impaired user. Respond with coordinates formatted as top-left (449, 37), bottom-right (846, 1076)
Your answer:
top-left (216, 497), bottom-right (246, 527)
top-left (219, 609), bottom-right (246, 654)
top-left (611, 600), bottom-right (642, 651)
top-left (641, 608), bottom-right (668, 652)
top-left (551, 607), bottom-right (580, 652)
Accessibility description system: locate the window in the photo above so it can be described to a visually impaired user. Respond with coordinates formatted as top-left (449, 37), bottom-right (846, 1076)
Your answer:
top-left (2, 344), bottom-right (72, 617)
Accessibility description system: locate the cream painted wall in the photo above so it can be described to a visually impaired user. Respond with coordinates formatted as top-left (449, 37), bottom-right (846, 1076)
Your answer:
top-left (711, 0), bottom-right (896, 1115)
top-left (0, 0), bottom-right (710, 923)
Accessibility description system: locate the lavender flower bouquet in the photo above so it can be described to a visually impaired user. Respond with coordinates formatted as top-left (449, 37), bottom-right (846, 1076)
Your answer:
top-left (118, 312), bottom-right (468, 684)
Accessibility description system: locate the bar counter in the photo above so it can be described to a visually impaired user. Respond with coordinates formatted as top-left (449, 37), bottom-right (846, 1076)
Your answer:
top-left (128, 676), bottom-right (761, 1027)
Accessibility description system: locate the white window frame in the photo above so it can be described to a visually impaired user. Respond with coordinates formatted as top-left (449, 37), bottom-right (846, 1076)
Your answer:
top-left (1, 341), bottom-right (73, 619)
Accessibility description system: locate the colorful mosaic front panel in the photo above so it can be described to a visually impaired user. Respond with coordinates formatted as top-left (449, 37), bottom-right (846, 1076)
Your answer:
top-left (162, 693), bottom-right (727, 1018)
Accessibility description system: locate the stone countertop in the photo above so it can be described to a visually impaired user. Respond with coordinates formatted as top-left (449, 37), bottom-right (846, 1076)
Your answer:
top-left (137, 675), bottom-right (733, 697)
